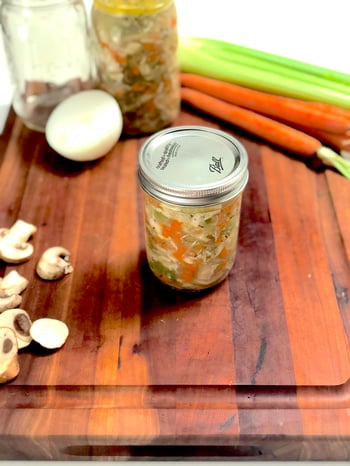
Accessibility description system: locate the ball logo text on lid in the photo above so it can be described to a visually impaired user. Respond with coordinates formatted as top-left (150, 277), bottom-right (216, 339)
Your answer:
top-left (209, 156), bottom-right (224, 174)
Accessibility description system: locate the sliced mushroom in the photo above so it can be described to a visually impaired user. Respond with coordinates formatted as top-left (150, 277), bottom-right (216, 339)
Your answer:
top-left (30, 318), bottom-right (69, 349)
top-left (0, 327), bottom-right (20, 384)
top-left (0, 308), bottom-right (33, 349)
top-left (36, 246), bottom-right (73, 280)
top-left (0, 294), bottom-right (22, 313)
top-left (0, 220), bottom-right (37, 264)
top-left (0, 270), bottom-right (29, 298)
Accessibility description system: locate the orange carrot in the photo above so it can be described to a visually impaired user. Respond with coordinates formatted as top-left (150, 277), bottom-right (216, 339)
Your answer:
top-left (181, 87), bottom-right (322, 157)
top-left (302, 101), bottom-right (350, 122)
top-left (180, 73), bottom-right (350, 134)
top-left (292, 126), bottom-right (350, 153)
top-left (101, 42), bottom-right (127, 65)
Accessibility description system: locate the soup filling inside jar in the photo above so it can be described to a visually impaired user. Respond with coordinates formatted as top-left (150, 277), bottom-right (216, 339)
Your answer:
top-left (143, 193), bottom-right (243, 290)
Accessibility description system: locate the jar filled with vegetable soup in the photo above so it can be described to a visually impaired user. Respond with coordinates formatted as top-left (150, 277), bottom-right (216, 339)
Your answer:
top-left (138, 126), bottom-right (249, 291)
top-left (91, 0), bottom-right (180, 136)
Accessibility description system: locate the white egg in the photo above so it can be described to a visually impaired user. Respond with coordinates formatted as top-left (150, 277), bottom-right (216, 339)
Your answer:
top-left (45, 89), bottom-right (123, 162)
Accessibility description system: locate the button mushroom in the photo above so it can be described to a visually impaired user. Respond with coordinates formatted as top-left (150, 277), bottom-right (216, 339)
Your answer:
top-left (36, 246), bottom-right (73, 280)
top-left (0, 295), bottom-right (22, 313)
top-left (0, 220), bottom-right (37, 264)
top-left (0, 270), bottom-right (29, 297)
top-left (30, 318), bottom-right (69, 349)
top-left (0, 327), bottom-right (20, 384)
top-left (0, 270), bottom-right (29, 313)
top-left (0, 308), bottom-right (33, 349)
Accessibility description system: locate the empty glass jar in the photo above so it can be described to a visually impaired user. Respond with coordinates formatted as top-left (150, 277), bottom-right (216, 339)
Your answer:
top-left (0, 0), bottom-right (96, 132)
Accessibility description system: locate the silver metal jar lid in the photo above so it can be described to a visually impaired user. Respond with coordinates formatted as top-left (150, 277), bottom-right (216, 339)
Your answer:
top-left (138, 126), bottom-right (249, 206)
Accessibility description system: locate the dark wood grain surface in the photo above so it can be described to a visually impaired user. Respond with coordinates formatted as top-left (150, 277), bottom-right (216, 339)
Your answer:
top-left (0, 108), bottom-right (349, 460)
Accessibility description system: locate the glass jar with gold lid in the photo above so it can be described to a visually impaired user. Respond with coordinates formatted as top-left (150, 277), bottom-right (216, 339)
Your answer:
top-left (91, 0), bottom-right (180, 136)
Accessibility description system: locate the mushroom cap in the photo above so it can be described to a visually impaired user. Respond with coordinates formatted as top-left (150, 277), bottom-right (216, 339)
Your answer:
top-left (0, 294), bottom-right (22, 313)
top-left (0, 241), bottom-right (34, 264)
top-left (0, 219), bottom-right (37, 264)
top-left (0, 270), bottom-right (29, 298)
top-left (30, 318), bottom-right (69, 349)
top-left (0, 308), bottom-right (33, 349)
top-left (0, 327), bottom-right (20, 384)
top-left (36, 246), bottom-right (73, 280)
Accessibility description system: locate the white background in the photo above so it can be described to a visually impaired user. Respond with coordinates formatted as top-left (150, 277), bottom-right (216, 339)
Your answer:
top-left (1, 0), bottom-right (350, 131)
top-left (0, 1), bottom-right (350, 463)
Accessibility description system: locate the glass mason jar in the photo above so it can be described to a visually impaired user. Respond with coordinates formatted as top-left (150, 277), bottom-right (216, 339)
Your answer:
top-left (91, 0), bottom-right (180, 136)
top-left (138, 126), bottom-right (249, 291)
top-left (0, 0), bottom-right (96, 132)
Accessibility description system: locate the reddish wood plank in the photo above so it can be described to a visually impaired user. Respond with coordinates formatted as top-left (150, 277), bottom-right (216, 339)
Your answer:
top-left (229, 138), bottom-right (297, 386)
top-left (326, 170), bottom-right (350, 262)
top-left (262, 145), bottom-right (350, 386)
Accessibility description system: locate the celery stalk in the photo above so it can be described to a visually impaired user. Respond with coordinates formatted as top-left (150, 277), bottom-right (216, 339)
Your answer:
top-left (195, 37), bottom-right (350, 87)
top-left (206, 44), bottom-right (350, 96)
top-left (178, 37), bottom-right (350, 109)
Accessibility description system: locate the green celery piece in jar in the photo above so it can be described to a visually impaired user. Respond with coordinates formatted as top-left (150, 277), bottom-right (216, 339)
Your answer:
top-left (149, 260), bottom-right (177, 282)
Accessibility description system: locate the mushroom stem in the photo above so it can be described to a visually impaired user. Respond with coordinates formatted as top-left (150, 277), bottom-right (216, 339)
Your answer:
top-left (0, 220), bottom-right (37, 264)
top-left (6, 220), bottom-right (37, 244)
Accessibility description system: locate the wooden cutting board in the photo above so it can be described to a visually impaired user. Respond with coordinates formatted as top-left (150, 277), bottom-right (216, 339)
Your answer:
top-left (0, 108), bottom-right (349, 460)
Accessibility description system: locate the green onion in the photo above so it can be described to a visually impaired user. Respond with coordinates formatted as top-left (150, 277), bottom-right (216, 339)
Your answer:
top-left (317, 147), bottom-right (350, 178)
top-left (178, 37), bottom-right (350, 109)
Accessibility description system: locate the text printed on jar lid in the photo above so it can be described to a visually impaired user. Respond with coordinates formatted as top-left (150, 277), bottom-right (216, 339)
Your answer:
top-left (138, 126), bottom-right (249, 206)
